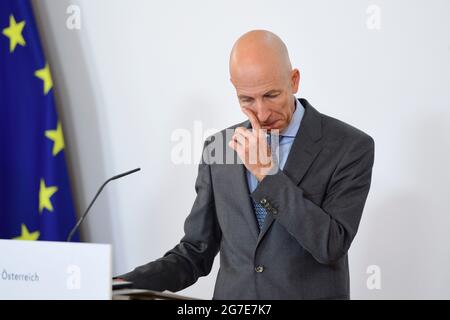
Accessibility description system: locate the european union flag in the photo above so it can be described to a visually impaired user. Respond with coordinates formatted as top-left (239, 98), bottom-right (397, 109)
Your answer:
top-left (0, 0), bottom-right (79, 241)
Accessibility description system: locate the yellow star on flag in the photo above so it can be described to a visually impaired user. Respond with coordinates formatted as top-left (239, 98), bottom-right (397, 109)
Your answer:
top-left (2, 14), bottom-right (26, 53)
top-left (45, 122), bottom-right (65, 156)
top-left (13, 224), bottom-right (40, 241)
top-left (35, 63), bottom-right (53, 95)
top-left (39, 178), bottom-right (58, 214)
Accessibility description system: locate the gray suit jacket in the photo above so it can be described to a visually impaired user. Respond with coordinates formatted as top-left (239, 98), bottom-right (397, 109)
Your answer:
top-left (119, 98), bottom-right (375, 300)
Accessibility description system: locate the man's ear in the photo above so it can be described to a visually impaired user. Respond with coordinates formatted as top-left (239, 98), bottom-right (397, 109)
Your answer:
top-left (290, 69), bottom-right (300, 94)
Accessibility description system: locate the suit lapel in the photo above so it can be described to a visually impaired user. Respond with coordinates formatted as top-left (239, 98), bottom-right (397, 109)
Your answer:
top-left (230, 162), bottom-right (260, 240)
top-left (283, 98), bottom-right (323, 183)
top-left (255, 98), bottom-right (323, 247)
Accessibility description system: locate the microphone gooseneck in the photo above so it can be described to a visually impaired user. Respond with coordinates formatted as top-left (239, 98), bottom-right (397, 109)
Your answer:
top-left (66, 168), bottom-right (141, 242)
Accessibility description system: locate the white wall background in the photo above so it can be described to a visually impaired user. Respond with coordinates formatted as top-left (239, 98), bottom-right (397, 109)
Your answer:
top-left (32, 0), bottom-right (450, 299)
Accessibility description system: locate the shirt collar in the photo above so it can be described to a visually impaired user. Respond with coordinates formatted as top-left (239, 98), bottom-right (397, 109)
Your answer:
top-left (280, 97), bottom-right (305, 137)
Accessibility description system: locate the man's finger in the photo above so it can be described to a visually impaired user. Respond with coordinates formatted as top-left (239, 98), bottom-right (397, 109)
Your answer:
top-left (229, 139), bottom-right (246, 161)
top-left (242, 108), bottom-right (261, 130)
top-left (235, 127), bottom-right (251, 138)
top-left (229, 139), bottom-right (243, 153)
top-left (228, 139), bottom-right (236, 150)
top-left (232, 130), bottom-right (251, 147)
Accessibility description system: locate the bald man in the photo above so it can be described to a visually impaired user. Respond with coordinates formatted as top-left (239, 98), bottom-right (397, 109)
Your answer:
top-left (118, 30), bottom-right (375, 300)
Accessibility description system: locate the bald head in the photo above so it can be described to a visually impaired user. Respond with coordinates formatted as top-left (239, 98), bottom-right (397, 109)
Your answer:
top-left (229, 30), bottom-right (293, 84)
top-left (229, 30), bottom-right (300, 132)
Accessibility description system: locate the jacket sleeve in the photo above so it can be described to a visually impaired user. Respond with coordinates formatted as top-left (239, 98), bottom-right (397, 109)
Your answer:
top-left (117, 146), bottom-right (221, 292)
top-left (251, 134), bottom-right (375, 265)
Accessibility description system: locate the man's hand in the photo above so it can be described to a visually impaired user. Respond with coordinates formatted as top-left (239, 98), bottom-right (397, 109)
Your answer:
top-left (229, 108), bottom-right (275, 181)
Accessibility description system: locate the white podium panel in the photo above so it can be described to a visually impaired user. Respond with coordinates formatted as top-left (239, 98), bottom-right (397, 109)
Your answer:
top-left (0, 240), bottom-right (112, 300)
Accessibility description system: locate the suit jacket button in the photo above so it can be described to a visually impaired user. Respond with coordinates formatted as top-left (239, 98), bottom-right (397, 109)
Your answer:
top-left (272, 208), bottom-right (278, 215)
top-left (255, 266), bottom-right (264, 273)
top-left (260, 198), bottom-right (267, 205)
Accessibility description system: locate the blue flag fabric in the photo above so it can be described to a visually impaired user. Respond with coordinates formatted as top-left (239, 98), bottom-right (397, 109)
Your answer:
top-left (0, 0), bottom-right (79, 241)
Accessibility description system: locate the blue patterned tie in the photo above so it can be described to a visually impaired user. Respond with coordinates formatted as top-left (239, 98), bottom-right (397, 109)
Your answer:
top-left (253, 199), bottom-right (267, 229)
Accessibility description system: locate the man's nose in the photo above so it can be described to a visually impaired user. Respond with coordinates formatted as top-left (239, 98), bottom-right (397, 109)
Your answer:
top-left (255, 102), bottom-right (271, 124)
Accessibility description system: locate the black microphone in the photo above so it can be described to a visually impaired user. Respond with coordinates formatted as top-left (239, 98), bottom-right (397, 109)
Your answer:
top-left (66, 168), bottom-right (141, 242)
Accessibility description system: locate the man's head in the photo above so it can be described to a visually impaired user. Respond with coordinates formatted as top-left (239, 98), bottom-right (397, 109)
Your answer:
top-left (229, 30), bottom-right (300, 132)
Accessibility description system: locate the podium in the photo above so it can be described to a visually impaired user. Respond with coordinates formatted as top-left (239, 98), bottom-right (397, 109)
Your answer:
top-left (0, 239), bottom-right (111, 300)
top-left (0, 239), bottom-right (198, 300)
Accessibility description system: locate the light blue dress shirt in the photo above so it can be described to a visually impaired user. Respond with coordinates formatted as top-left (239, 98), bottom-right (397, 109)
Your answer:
top-left (246, 98), bottom-right (305, 193)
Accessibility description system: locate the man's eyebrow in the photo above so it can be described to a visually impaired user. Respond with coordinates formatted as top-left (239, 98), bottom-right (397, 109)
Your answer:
top-left (238, 95), bottom-right (254, 100)
top-left (264, 90), bottom-right (281, 95)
